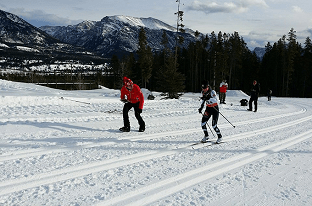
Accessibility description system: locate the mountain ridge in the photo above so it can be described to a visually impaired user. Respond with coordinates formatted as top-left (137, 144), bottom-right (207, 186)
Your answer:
top-left (39, 15), bottom-right (196, 58)
top-left (0, 9), bottom-right (265, 60)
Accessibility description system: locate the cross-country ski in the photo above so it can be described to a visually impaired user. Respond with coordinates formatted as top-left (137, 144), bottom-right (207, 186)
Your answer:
top-left (191, 140), bottom-right (225, 149)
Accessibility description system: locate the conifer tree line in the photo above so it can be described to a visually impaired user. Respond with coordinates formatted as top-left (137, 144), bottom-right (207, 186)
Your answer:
top-left (109, 27), bottom-right (312, 98)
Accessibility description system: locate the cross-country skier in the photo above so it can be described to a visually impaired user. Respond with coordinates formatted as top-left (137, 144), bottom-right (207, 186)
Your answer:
top-left (119, 77), bottom-right (145, 132)
top-left (198, 80), bottom-right (223, 143)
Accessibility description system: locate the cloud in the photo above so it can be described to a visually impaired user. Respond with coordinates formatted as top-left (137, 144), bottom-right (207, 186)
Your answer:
top-left (186, 0), bottom-right (268, 14)
top-left (8, 8), bottom-right (82, 26)
top-left (292, 6), bottom-right (303, 13)
top-left (239, 0), bottom-right (268, 8)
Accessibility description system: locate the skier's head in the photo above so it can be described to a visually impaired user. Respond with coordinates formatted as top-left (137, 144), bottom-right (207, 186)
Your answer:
top-left (253, 80), bottom-right (257, 85)
top-left (123, 76), bottom-right (133, 89)
top-left (201, 80), bottom-right (210, 93)
top-left (123, 77), bottom-right (133, 85)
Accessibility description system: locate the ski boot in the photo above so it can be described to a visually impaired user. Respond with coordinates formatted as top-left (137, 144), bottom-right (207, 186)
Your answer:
top-left (139, 125), bottom-right (145, 132)
top-left (216, 134), bottom-right (223, 144)
top-left (201, 135), bottom-right (209, 143)
top-left (119, 126), bottom-right (130, 132)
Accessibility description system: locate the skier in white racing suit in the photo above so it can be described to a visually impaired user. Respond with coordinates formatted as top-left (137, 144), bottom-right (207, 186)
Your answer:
top-left (198, 81), bottom-right (223, 143)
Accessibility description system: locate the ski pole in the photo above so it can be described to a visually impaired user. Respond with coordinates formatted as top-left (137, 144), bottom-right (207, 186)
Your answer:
top-left (212, 106), bottom-right (235, 128)
top-left (60, 97), bottom-right (91, 104)
top-left (207, 122), bottom-right (216, 138)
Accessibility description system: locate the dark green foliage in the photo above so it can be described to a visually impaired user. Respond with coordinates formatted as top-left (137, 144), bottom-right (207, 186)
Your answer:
top-left (157, 52), bottom-right (185, 98)
top-left (261, 28), bottom-right (312, 97)
top-left (137, 27), bottom-right (153, 88)
top-left (156, 30), bottom-right (185, 98)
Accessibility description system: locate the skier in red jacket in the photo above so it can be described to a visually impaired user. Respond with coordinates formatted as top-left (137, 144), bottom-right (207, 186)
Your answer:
top-left (119, 77), bottom-right (145, 132)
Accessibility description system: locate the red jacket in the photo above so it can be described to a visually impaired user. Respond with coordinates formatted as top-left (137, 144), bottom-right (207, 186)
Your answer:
top-left (120, 83), bottom-right (144, 109)
top-left (219, 82), bottom-right (228, 93)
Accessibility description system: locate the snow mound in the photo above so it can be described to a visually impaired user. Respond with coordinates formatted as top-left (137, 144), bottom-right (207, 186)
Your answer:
top-left (226, 90), bottom-right (249, 98)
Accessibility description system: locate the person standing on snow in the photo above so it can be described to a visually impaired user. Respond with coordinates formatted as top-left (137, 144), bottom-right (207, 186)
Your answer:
top-left (119, 77), bottom-right (145, 132)
top-left (219, 80), bottom-right (228, 104)
top-left (198, 80), bottom-right (223, 143)
top-left (248, 80), bottom-right (260, 112)
top-left (267, 89), bottom-right (272, 101)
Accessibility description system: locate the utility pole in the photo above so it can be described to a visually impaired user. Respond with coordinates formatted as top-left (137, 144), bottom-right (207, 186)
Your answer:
top-left (174, 0), bottom-right (184, 69)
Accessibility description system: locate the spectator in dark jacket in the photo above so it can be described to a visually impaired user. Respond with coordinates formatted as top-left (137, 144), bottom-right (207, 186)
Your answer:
top-left (248, 80), bottom-right (260, 112)
top-left (267, 89), bottom-right (272, 101)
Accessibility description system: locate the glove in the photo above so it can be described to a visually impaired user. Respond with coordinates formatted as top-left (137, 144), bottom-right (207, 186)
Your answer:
top-left (137, 108), bottom-right (142, 114)
top-left (198, 108), bottom-right (202, 114)
top-left (120, 99), bottom-right (129, 103)
top-left (203, 93), bottom-right (211, 100)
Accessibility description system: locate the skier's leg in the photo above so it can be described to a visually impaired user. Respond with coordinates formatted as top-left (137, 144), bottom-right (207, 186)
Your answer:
top-left (212, 109), bottom-right (221, 137)
top-left (254, 98), bottom-right (258, 112)
top-left (134, 102), bottom-right (145, 131)
top-left (201, 112), bottom-right (210, 137)
top-left (220, 93), bottom-right (224, 103)
top-left (248, 98), bottom-right (253, 110)
top-left (212, 109), bottom-right (223, 143)
top-left (123, 103), bottom-right (132, 128)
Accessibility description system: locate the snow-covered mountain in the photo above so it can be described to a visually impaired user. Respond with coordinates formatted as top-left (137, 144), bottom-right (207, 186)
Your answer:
top-left (0, 10), bottom-right (58, 46)
top-left (253, 47), bottom-right (266, 60)
top-left (0, 9), bottom-right (96, 56)
top-left (1, 9), bottom-right (265, 61)
top-left (40, 15), bottom-right (196, 58)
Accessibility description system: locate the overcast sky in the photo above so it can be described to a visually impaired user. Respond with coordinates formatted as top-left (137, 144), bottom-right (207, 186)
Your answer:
top-left (1, 0), bottom-right (311, 50)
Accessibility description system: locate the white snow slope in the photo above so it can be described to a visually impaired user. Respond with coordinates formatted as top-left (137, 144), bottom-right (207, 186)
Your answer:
top-left (0, 79), bottom-right (312, 206)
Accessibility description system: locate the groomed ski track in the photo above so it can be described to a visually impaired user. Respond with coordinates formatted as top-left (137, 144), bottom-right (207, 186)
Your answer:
top-left (0, 86), bottom-right (311, 205)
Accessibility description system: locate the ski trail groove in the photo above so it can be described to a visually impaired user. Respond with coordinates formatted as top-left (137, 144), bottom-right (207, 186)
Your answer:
top-left (0, 115), bottom-right (311, 197)
top-left (0, 107), bottom-right (306, 162)
top-left (99, 130), bottom-right (312, 206)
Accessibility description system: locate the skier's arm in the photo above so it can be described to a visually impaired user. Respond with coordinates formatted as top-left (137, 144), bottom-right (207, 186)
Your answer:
top-left (138, 90), bottom-right (144, 110)
top-left (199, 93), bottom-right (209, 113)
top-left (198, 99), bottom-right (205, 113)
top-left (120, 86), bottom-right (128, 102)
top-left (133, 84), bottom-right (144, 110)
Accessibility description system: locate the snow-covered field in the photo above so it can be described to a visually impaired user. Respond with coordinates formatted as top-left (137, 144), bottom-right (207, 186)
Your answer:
top-left (0, 79), bottom-right (311, 206)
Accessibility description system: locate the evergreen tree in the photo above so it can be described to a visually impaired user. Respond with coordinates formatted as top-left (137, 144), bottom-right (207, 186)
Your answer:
top-left (276, 36), bottom-right (287, 96)
top-left (137, 27), bottom-right (153, 88)
top-left (157, 51), bottom-right (185, 99)
top-left (228, 31), bottom-right (243, 89)
top-left (174, 0), bottom-right (185, 69)
top-left (301, 37), bottom-right (312, 97)
top-left (120, 53), bottom-right (136, 80)
top-left (208, 31), bottom-right (217, 90)
top-left (285, 28), bottom-right (298, 96)
top-left (110, 54), bottom-right (122, 89)
top-left (157, 30), bottom-right (185, 98)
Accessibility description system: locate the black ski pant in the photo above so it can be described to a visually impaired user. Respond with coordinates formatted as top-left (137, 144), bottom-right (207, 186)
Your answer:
top-left (123, 102), bottom-right (145, 129)
top-left (249, 96), bottom-right (258, 111)
top-left (201, 106), bottom-right (221, 137)
top-left (219, 92), bottom-right (226, 103)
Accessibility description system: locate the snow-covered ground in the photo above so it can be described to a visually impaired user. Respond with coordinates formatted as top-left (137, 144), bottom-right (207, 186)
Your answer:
top-left (0, 79), bottom-right (311, 206)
